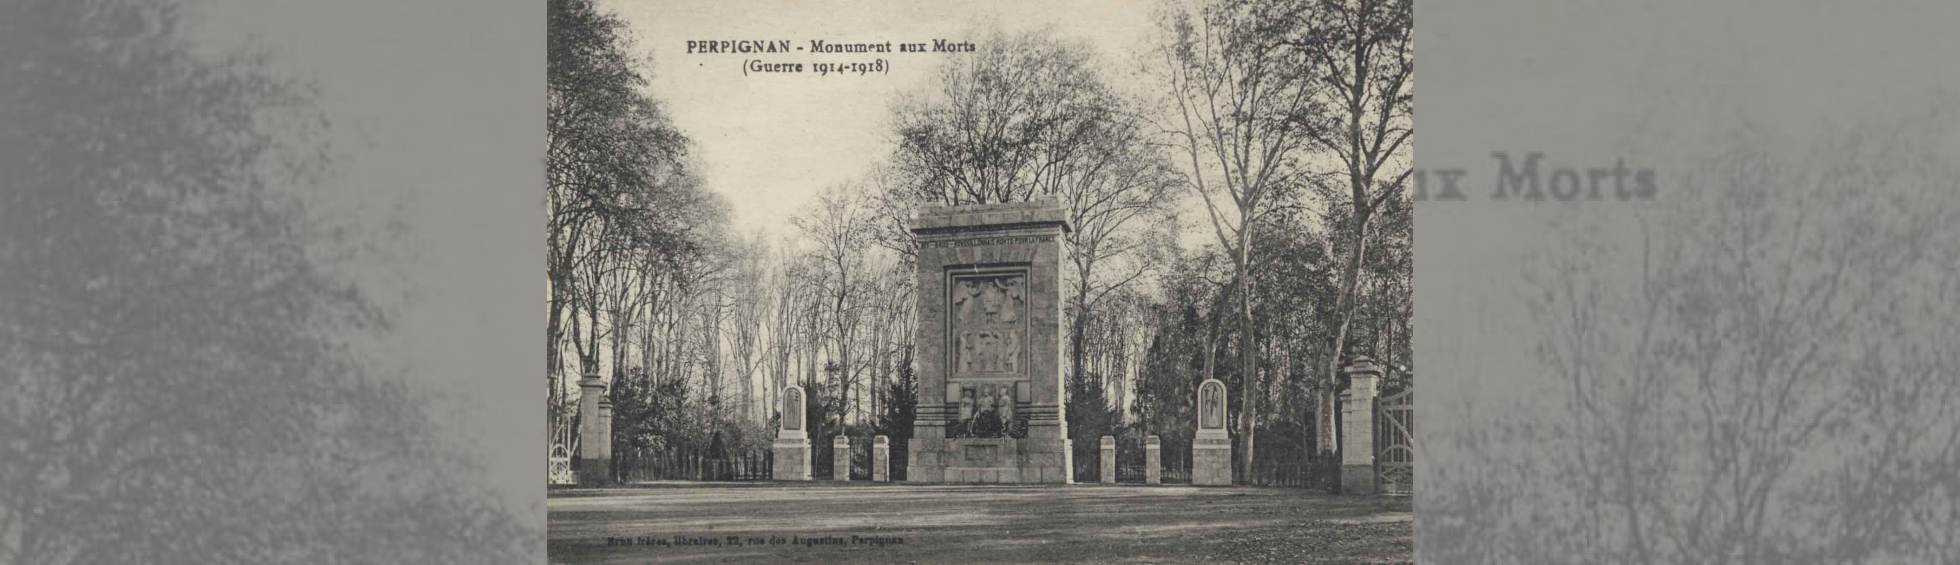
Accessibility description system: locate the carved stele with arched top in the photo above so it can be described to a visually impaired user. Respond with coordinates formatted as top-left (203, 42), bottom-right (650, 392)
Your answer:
top-left (780, 385), bottom-right (806, 438)
top-left (773, 385), bottom-right (813, 480)
top-left (1198, 379), bottom-right (1228, 431)
top-left (1193, 378), bottom-right (1232, 485)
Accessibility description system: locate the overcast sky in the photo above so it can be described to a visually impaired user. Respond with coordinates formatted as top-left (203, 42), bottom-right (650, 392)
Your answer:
top-left (606, 0), bottom-right (1169, 241)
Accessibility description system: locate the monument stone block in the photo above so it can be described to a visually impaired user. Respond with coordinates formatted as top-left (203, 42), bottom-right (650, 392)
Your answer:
top-left (906, 199), bottom-right (1073, 483)
top-left (772, 385), bottom-right (812, 481)
top-left (1193, 378), bottom-right (1232, 486)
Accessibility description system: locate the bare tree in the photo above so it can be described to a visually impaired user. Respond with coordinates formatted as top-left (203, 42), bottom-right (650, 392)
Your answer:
top-left (546, 0), bottom-right (693, 443)
top-left (1267, 0), bottom-right (1415, 468)
top-left (890, 28), bottom-right (1117, 205)
top-left (890, 27), bottom-right (1180, 426)
top-left (1151, 0), bottom-right (1325, 475)
top-left (726, 231), bottom-right (773, 424)
top-left (792, 183), bottom-right (879, 427)
top-left (1423, 114), bottom-right (1960, 563)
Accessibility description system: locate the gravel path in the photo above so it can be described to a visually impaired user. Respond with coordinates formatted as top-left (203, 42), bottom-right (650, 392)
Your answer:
top-left (548, 483), bottom-right (1412, 564)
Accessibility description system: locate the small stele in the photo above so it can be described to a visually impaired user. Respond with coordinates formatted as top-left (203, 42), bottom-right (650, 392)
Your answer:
top-left (782, 386), bottom-right (805, 432)
top-left (1198, 379), bottom-right (1227, 431)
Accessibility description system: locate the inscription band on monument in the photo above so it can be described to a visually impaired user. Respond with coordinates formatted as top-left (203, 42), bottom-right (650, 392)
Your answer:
top-left (919, 234), bottom-right (1056, 249)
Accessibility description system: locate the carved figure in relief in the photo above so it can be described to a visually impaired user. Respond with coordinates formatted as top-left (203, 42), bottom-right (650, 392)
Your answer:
top-left (1201, 383), bottom-right (1223, 430)
top-left (979, 280), bottom-right (1002, 323)
top-left (997, 386), bottom-right (1014, 426)
top-left (958, 332), bottom-right (975, 373)
top-left (959, 387), bottom-right (975, 421)
top-left (784, 388), bottom-right (803, 430)
top-left (998, 277), bottom-right (1023, 323)
top-left (987, 331), bottom-right (1003, 370)
top-left (1002, 330), bottom-right (1020, 373)
top-left (955, 281), bottom-right (983, 324)
top-left (978, 332), bottom-right (998, 371)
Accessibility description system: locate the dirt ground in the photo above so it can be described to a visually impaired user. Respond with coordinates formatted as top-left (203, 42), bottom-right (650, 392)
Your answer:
top-left (548, 482), bottom-right (1412, 564)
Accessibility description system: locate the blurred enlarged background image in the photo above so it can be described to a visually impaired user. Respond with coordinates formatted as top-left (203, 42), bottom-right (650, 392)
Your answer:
top-left (1417, 1), bottom-right (1960, 563)
top-left (546, 0), bottom-right (1413, 563)
top-left (1, 0), bottom-right (541, 563)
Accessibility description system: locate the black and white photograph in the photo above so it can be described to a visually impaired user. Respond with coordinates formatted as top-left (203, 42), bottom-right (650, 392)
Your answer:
top-left (544, 0), bottom-right (1414, 562)
top-left (28, 0), bottom-right (1960, 563)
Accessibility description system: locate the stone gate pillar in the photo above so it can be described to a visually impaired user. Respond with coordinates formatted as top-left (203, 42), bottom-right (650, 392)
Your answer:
top-left (1100, 436), bottom-right (1116, 484)
top-left (872, 435), bottom-right (890, 482)
top-left (907, 199), bottom-right (1073, 484)
top-left (1192, 379), bottom-right (1232, 485)
top-left (1341, 356), bottom-right (1383, 494)
top-left (576, 372), bottom-right (612, 486)
top-left (832, 435), bottom-right (852, 482)
top-left (1145, 436), bottom-right (1162, 485)
top-left (772, 386), bottom-right (812, 481)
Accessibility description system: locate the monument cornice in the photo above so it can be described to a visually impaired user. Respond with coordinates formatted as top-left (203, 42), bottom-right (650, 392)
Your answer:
top-left (910, 220), bottom-right (1070, 237)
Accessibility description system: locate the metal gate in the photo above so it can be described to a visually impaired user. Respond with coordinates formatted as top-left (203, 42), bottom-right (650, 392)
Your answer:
top-left (1159, 437), bottom-right (1191, 484)
top-left (615, 446), bottom-right (773, 482)
top-left (1115, 436), bottom-right (1147, 483)
top-left (1072, 440), bottom-right (1100, 483)
top-left (849, 436), bottom-right (873, 481)
top-left (1375, 389), bottom-right (1413, 495)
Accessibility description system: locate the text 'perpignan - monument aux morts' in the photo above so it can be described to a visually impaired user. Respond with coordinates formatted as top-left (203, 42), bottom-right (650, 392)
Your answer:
top-left (906, 199), bottom-right (1073, 483)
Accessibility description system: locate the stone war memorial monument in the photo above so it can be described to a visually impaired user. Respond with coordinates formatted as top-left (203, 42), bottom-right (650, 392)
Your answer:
top-left (907, 199), bottom-right (1072, 483)
top-left (1193, 378), bottom-right (1232, 485)
top-left (773, 385), bottom-right (812, 481)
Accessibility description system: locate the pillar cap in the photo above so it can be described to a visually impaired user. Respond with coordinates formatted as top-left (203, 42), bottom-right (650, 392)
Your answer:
top-left (1342, 355), bottom-right (1384, 378)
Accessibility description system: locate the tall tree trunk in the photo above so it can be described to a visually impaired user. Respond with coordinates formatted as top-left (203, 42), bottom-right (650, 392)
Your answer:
top-left (1322, 205), bottom-right (1374, 484)
top-left (1071, 287), bottom-right (1092, 397)
top-left (546, 291), bottom-right (564, 446)
top-left (1199, 278), bottom-right (1236, 389)
top-left (1237, 236), bottom-right (1257, 482)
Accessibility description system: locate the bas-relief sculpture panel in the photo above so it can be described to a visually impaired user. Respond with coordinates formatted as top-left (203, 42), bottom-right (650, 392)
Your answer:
top-left (947, 272), bottom-right (1029, 439)
top-left (782, 387), bottom-right (803, 432)
top-left (1199, 380), bottom-right (1225, 431)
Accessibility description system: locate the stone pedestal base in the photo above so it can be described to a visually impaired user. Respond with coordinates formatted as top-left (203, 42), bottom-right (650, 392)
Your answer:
top-left (577, 457), bottom-right (612, 486)
top-left (907, 433), bottom-right (1073, 484)
top-left (1192, 430), bottom-right (1232, 486)
top-left (773, 436), bottom-right (811, 481)
top-left (1342, 465), bottom-right (1376, 494)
